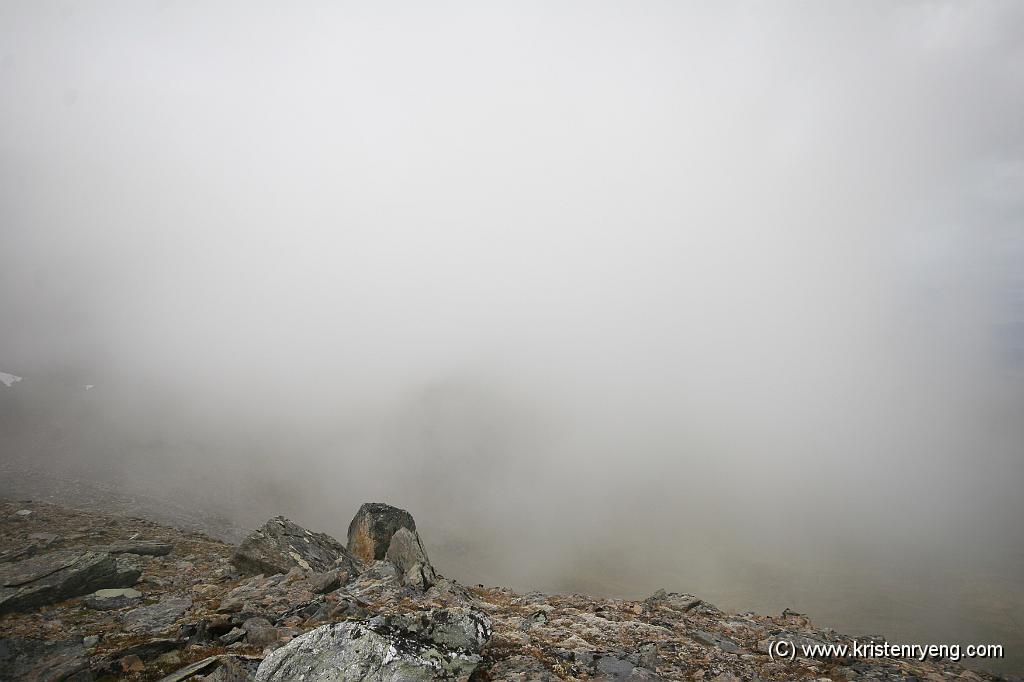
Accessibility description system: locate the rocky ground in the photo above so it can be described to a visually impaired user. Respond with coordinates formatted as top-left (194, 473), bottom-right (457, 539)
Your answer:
top-left (0, 498), bottom-right (1015, 682)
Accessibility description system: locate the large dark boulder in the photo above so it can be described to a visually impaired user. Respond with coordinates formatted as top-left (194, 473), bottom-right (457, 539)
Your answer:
top-left (232, 516), bottom-right (359, 578)
top-left (347, 503), bottom-right (416, 563)
top-left (0, 550), bottom-right (139, 614)
top-left (255, 608), bottom-right (491, 681)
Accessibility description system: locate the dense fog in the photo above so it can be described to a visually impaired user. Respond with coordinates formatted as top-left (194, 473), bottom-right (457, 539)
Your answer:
top-left (2, 1), bottom-right (1023, 666)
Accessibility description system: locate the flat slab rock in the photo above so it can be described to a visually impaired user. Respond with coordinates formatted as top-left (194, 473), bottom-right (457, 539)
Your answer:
top-left (96, 540), bottom-right (174, 556)
top-left (0, 550), bottom-right (140, 614)
top-left (156, 654), bottom-right (262, 682)
top-left (84, 587), bottom-right (143, 610)
top-left (255, 607), bottom-right (491, 681)
top-left (123, 595), bottom-right (194, 634)
top-left (232, 516), bottom-right (359, 577)
top-left (0, 636), bottom-right (91, 681)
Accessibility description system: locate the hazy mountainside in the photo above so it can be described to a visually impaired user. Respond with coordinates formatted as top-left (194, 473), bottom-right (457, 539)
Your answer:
top-left (0, 498), bottom-right (1016, 682)
top-left (2, 373), bottom-right (1024, 679)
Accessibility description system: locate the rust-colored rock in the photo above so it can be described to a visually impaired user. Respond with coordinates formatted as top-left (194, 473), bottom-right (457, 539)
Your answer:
top-left (346, 503), bottom-right (416, 563)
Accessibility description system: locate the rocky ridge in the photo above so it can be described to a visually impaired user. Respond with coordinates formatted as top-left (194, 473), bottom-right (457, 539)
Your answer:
top-left (0, 499), bottom-right (1015, 681)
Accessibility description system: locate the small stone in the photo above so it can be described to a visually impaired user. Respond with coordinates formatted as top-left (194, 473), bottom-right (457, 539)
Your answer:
top-left (28, 532), bottom-right (59, 546)
top-left (14, 509), bottom-right (32, 518)
top-left (243, 617), bottom-right (280, 648)
top-left (120, 654), bottom-right (144, 672)
top-left (156, 651), bottom-right (182, 667)
top-left (83, 635), bottom-right (100, 648)
top-left (220, 626), bottom-right (246, 644)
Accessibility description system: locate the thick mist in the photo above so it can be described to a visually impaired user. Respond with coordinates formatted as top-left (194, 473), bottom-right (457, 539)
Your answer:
top-left (2, 1), bottom-right (1023, 668)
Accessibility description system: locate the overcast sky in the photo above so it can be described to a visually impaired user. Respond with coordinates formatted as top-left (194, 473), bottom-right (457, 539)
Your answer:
top-left (1, 1), bottom-right (1023, 622)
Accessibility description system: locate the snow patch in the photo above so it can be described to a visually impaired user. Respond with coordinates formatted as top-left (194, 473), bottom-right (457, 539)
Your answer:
top-left (0, 371), bottom-right (23, 388)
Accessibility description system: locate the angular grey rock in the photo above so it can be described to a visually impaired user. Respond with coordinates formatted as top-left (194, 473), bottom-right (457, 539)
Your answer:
top-left (629, 643), bottom-right (661, 670)
top-left (255, 608), bottom-right (491, 682)
top-left (214, 569), bottom-right (335, 621)
top-left (0, 550), bottom-right (138, 614)
top-left (232, 516), bottom-right (359, 578)
top-left (644, 589), bottom-right (706, 613)
top-left (114, 558), bottom-right (142, 586)
top-left (343, 561), bottom-right (402, 605)
top-left (309, 569), bottom-right (341, 594)
top-left (520, 609), bottom-right (548, 630)
top-left (692, 630), bottom-right (743, 654)
top-left (347, 502), bottom-right (416, 563)
top-left (123, 595), bottom-right (193, 634)
top-left (644, 588), bottom-right (667, 604)
top-left (424, 577), bottom-right (474, 606)
top-left (385, 526), bottom-right (437, 590)
top-left (84, 587), bottom-right (143, 610)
